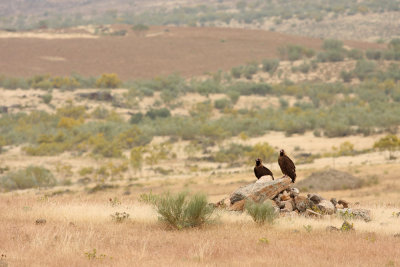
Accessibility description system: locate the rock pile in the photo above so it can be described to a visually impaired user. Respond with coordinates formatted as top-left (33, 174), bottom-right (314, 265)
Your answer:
top-left (216, 177), bottom-right (371, 221)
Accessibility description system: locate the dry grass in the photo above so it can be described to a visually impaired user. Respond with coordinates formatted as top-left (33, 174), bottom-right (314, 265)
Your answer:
top-left (0, 198), bottom-right (399, 266)
top-left (1, 162), bottom-right (400, 267)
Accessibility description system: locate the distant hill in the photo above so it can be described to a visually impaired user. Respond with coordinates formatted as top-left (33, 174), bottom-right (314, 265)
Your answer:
top-left (0, 0), bottom-right (399, 41)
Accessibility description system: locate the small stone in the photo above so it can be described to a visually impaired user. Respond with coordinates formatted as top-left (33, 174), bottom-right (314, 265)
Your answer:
top-left (330, 198), bottom-right (338, 207)
top-left (326, 226), bottom-right (340, 232)
top-left (35, 219), bottom-right (46, 225)
top-left (290, 188), bottom-right (300, 198)
top-left (338, 199), bottom-right (349, 208)
top-left (295, 196), bottom-right (311, 212)
top-left (228, 199), bottom-right (246, 212)
top-left (277, 201), bottom-right (285, 209)
top-left (351, 209), bottom-right (371, 222)
top-left (394, 233), bottom-right (400, 238)
top-left (317, 200), bottom-right (335, 215)
top-left (308, 193), bottom-right (323, 204)
top-left (281, 200), bottom-right (294, 212)
top-left (281, 195), bottom-right (291, 201)
top-left (215, 197), bottom-right (230, 209)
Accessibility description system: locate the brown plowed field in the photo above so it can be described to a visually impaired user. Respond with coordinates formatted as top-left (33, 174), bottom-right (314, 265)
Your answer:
top-left (0, 26), bottom-right (383, 80)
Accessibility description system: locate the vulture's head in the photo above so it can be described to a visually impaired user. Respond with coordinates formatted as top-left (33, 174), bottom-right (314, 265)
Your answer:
top-left (280, 149), bottom-right (285, 156)
top-left (255, 158), bottom-right (262, 166)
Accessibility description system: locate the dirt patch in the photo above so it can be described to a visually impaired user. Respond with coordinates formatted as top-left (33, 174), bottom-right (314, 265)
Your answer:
top-left (0, 25), bottom-right (382, 80)
top-left (296, 169), bottom-right (363, 191)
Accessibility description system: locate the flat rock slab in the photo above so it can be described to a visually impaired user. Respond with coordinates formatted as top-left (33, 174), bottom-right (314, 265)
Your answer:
top-left (230, 178), bottom-right (292, 204)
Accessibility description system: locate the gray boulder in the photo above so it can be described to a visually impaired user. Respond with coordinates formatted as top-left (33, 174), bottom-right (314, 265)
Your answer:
top-left (294, 196), bottom-right (312, 212)
top-left (308, 193), bottom-right (324, 204)
top-left (317, 200), bottom-right (335, 215)
top-left (337, 208), bottom-right (371, 222)
top-left (230, 178), bottom-right (292, 204)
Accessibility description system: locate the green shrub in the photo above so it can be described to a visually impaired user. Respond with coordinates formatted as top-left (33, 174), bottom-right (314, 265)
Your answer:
top-left (340, 71), bottom-right (353, 82)
top-left (389, 38), bottom-right (400, 51)
top-left (56, 104), bottom-right (86, 119)
top-left (373, 134), bottom-right (400, 157)
top-left (245, 200), bottom-right (277, 224)
top-left (246, 142), bottom-right (275, 163)
top-left (214, 143), bottom-right (252, 164)
top-left (297, 62), bottom-right (311, 73)
top-left (322, 39), bottom-right (343, 50)
top-left (231, 66), bottom-right (243, 78)
top-left (146, 108), bottom-right (171, 119)
top-left (129, 112), bottom-right (143, 124)
top-left (52, 76), bottom-right (80, 90)
top-left (214, 98), bottom-right (232, 110)
top-left (287, 45), bottom-right (303, 61)
top-left (91, 107), bottom-right (109, 119)
top-left (353, 60), bottom-right (377, 80)
top-left (132, 24), bottom-right (149, 32)
top-left (262, 59), bottom-right (280, 74)
top-left (154, 192), bottom-right (214, 229)
top-left (243, 63), bottom-right (258, 80)
top-left (0, 76), bottom-right (29, 89)
top-left (317, 51), bottom-right (344, 62)
top-left (0, 166), bottom-right (56, 191)
top-left (41, 93), bottom-right (52, 104)
top-left (366, 49), bottom-right (382, 60)
top-left (95, 73), bottom-right (121, 88)
top-left (347, 49), bottom-right (364, 60)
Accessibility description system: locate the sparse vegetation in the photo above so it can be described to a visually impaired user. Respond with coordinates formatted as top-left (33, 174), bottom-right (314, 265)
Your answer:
top-left (245, 200), bottom-right (277, 224)
top-left (0, 166), bottom-right (56, 191)
top-left (152, 192), bottom-right (214, 229)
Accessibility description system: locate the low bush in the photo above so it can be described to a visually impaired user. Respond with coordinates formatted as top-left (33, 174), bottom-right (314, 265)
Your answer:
top-left (245, 200), bottom-right (277, 224)
top-left (340, 70), bottom-right (353, 82)
top-left (262, 59), bottom-right (280, 74)
top-left (347, 49), bottom-right (364, 60)
top-left (41, 93), bottom-right (53, 104)
top-left (154, 192), bottom-right (214, 229)
top-left (214, 98), bottom-right (232, 110)
top-left (231, 66), bottom-right (243, 78)
top-left (95, 73), bottom-right (121, 88)
top-left (146, 108), bottom-right (171, 119)
top-left (366, 49), bottom-right (383, 60)
top-left (0, 166), bottom-right (56, 191)
top-left (243, 62), bottom-right (258, 80)
top-left (353, 60), bottom-right (377, 80)
top-left (322, 39), bottom-right (343, 50)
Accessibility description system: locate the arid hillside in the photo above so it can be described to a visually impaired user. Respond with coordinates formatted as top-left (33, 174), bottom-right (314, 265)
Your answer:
top-left (0, 25), bottom-right (384, 80)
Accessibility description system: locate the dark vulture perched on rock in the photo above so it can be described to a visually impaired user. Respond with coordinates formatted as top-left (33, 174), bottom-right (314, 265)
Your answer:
top-left (254, 158), bottom-right (274, 180)
top-left (278, 149), bottom-right (296, 183)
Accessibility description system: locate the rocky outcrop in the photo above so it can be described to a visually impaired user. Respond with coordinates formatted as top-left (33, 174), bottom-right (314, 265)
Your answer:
top-left (215, 173), bottom-right (372, 222)
top-left (230, 178), bottom-right (292, 204)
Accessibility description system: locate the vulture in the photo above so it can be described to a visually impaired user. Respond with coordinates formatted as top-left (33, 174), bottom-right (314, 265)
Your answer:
top-left (254, 158), bottom-right (274, 180)
top-left (278, 149), bottom-right (296, 183)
